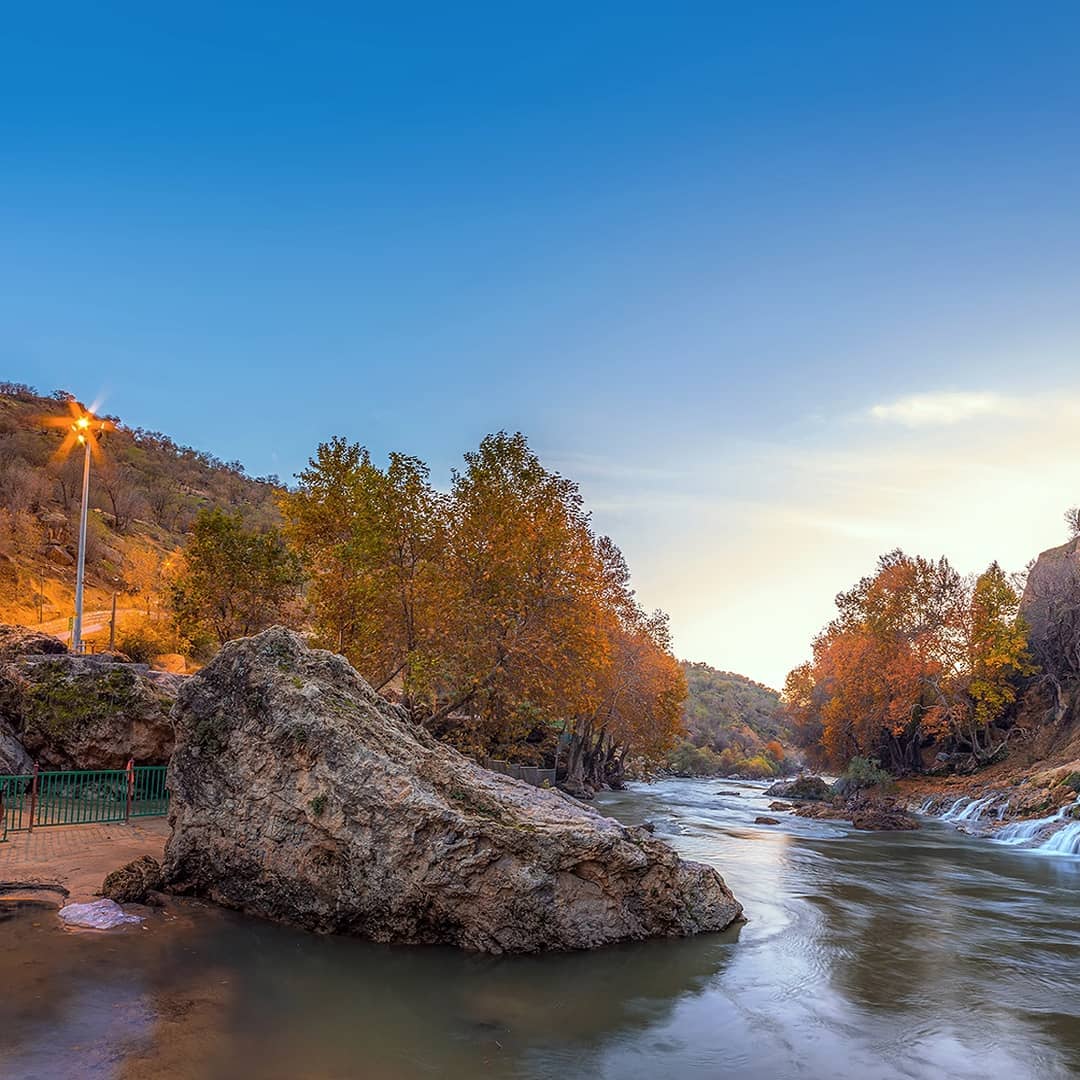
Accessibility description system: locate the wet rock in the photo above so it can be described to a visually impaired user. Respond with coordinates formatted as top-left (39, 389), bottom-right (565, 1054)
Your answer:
top-left (0, 636), bottom-right (178, 768)
top-left (768, 801), bottom-right (793, 811)
top-left (764, 776), bottom-right (832, 801)
top-left (849, 802), bottom-right (920, 831)
top-left (754, 816), bottom-right (780, 825)
top-left (163, 627), bottom-right (743, 953)
top-left (793, 802), bottom-right (837, 820)
top-left (101, 856), bottom-right (163, 904)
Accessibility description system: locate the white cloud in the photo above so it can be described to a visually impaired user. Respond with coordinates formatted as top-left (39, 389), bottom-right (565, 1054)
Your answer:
top-left (579, 386), bottom-right (1080, 688)
top-left (868, 391), bottom-right (1016, 426)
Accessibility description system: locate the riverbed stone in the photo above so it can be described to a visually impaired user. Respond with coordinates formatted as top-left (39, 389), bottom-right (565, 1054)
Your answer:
top-left (101, 855), bottom-right (163, 904)
top-left (162, 627), bottom-right (743, 953)
top-left (849, 801), bottom-right (920, 831)
top-left (764, 776), bottom-right (832, 801)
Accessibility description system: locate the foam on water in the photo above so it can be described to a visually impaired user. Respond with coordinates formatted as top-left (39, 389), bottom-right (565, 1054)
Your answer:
top-left (921, 791), bottom-right (1080, 857)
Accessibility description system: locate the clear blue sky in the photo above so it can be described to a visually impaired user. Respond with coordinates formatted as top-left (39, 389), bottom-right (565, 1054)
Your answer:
top-left (5, 4), bottom-right (1080, 685)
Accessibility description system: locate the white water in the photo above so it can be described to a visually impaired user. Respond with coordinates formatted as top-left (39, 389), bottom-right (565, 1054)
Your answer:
top-left (943, 795), bottom-right (997, 823)
top-left (922, 792), bottom-right (1080, 856)
top-left (1040, 820), bottom-right (1080, 855)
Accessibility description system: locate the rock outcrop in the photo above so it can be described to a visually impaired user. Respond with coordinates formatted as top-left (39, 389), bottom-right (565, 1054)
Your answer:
top-left (0, 627), bottom-right (179, 769)
top-left (764, 775), bottom-right (832, 801)
top-left (162, 628), bottom-right (743, 953)
top-left (0, 720), bottom-right (34, 774)
top-left (790, 794), bottom-right (921, 831)
top-left (848, 798), bottom-right (919, 831)
top-left (0, 625), bottom-right (68, 661)
top-left (1021, 537), bottom-right (1080, 683)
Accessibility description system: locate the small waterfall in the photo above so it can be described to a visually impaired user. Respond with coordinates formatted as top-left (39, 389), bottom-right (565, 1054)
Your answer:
top-left (952, 795), bottom-right (997, 823)
top-left (1038, 820), bottom-right (1080, 855)
top-left (940, 798), bottom-right (971, 822)
top-left (994, 806), bottom-right (1068, 845)
top-left (992, 797), bottom-right (1080, 852)
top-left (914, 789), bottom-right (1080, 856)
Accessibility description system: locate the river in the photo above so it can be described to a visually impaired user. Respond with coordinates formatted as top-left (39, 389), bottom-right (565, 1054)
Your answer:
top-left (2, 778), bottom-right (1079, 1079)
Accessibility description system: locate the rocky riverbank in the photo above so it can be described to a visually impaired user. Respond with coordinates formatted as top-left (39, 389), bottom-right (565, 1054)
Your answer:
top-left (759, 775), bottom-right (921, 831)
top-left (896, 762), bottom-right (1080, 854)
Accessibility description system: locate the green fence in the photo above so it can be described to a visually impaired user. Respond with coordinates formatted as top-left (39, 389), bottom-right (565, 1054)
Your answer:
top-left (0, 765), bottom-right (169, 841)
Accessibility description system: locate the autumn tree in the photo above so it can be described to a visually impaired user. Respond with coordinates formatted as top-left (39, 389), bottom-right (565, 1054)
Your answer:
top-left (426, 432), bottom-right (611, 753)
top-left (784, 551), bottom-right (1036, 774)
top-left (169, 508), bottom-right (304, 650)
top-left (280, 439), bottom-right (445, 696)
top-left (280, 430), bottom-right (686, 780)
top-left (561, 609), bottom-right (686, 793)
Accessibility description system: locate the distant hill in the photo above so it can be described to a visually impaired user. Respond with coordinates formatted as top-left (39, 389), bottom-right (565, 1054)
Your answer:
top-left (0, 381), bottom-right (281, 638)
top-left (669, 661), bottom-right (797, 778)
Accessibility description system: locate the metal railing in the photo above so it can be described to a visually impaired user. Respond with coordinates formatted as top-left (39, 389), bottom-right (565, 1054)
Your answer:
top-left (484, 758), bottom-right (557, 787)
top-left (0, 763), bottom-right (169, 841)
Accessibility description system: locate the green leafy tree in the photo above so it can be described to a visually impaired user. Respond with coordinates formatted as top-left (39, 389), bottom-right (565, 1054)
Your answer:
top-left (964, 562), bottom-right (1036, 745)
top-left (279, 439), bottom-right (446, 696)
top-left (170, 508), bottom-right (304, 649)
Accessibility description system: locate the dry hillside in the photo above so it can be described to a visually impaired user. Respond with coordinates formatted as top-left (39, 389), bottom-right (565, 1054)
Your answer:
top-left (0, 381), bottom-right (283, 647)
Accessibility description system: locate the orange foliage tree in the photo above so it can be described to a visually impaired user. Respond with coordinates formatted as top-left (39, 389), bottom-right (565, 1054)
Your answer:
top-left (280, 431), bottom-right (685, 781)
top-left (784, 550), bottom-right (1034, 774)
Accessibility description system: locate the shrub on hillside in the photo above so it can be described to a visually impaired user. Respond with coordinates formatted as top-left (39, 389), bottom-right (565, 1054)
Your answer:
top-left (833, 755), bottom-right (893, 796)
top-left (117, 623), bottom-right (177, 665)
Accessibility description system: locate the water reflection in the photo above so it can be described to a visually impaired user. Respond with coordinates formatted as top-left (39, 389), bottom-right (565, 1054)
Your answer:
top-left (2, 779), bottom-right (1079, 1079)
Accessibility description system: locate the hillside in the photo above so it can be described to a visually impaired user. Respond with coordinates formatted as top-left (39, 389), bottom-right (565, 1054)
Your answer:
top-left (669, 662), bottom-right (797, 778)
top-left (0, 381), bottom-right (282, 648)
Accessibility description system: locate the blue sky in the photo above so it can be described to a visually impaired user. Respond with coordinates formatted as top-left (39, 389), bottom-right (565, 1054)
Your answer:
top-left (4, 4), bottom-right (1080, 685)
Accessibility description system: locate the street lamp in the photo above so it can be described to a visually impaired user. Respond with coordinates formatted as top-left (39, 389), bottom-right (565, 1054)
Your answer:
top-left (45, 401), bottom-right (113, 653)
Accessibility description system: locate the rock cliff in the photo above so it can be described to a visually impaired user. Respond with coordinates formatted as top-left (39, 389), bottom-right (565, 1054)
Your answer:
top-left (162, 627), bottom-right (743, 953)
top-left (1021, 536), bottom-right (1080, 684)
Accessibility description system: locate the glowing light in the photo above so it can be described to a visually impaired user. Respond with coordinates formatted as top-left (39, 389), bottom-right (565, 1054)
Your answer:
top-left (42, 400), bottom-right (114, 464)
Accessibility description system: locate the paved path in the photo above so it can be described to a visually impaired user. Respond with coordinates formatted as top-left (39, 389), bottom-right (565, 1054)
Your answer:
top-left (0, 818), bottom-right (169, 902)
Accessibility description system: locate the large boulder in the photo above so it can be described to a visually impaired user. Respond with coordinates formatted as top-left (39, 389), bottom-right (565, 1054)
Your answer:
top-left (1021, 537), bottom-right (1080, 681)
top-left (162, 628), bottom-right (743, 953)
top-left (0, 646), bottom-right (178, 769)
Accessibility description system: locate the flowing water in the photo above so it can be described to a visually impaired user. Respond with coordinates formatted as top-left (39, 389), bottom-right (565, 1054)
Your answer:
top-left (2, 778), bottom-right (1079, 1080)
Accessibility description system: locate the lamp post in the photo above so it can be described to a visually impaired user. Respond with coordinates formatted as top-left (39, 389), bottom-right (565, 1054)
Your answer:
top-left (45, 405), bottom-right (113, 654)
top-left (72, 415), bottom-right (92, 653)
